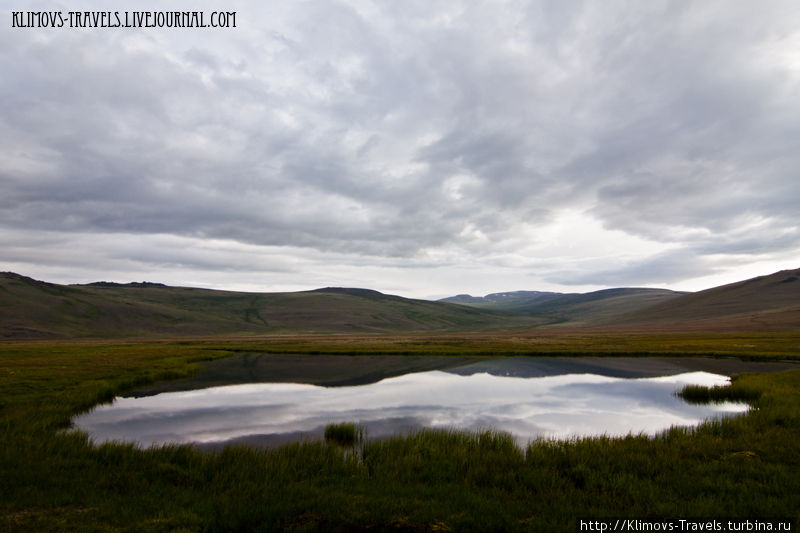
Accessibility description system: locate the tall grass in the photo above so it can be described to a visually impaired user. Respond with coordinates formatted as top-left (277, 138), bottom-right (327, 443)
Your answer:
top-left (677, 379), bottom-right (763, 405)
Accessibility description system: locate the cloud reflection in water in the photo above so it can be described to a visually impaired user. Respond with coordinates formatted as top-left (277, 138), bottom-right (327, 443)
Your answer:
top-left (73, 371), bottom-right (748, 448)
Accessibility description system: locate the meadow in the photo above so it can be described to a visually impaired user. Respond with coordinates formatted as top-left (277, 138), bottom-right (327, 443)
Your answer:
top-left (1, 333), bottom-right (799, 531)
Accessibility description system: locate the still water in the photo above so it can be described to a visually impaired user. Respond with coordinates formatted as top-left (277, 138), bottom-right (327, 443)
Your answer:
top-left (72, 356), bottom-right (756, 449)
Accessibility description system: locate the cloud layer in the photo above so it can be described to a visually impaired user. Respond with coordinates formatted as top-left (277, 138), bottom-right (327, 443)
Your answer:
top-left (3, 1), bottom-right (799, 296)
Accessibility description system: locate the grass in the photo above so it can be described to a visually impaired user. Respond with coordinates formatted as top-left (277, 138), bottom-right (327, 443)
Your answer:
top-left (677, 379), bottom-right (763, 405)
top-left (324, 423), bottom-right (364, 447)
top-left (203, 330), bottom-right (800, 360)
top-left (1, 336), bottom-right (799, 531)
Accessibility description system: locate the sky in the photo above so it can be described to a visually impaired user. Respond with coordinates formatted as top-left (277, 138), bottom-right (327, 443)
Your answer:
top-left (2, 1), bottom-right (799, 299)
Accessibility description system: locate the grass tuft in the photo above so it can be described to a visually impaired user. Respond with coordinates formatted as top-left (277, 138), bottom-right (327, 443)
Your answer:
top-left (677, 382), bottom-right (762, 405)
top-left (323, 422), bottom-right (364, 447)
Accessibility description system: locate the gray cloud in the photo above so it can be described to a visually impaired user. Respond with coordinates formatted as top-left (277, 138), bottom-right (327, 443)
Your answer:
top-left (2, 1), bottom-right (799, 293)
top-left (546, 250), bottom-right (720, 288)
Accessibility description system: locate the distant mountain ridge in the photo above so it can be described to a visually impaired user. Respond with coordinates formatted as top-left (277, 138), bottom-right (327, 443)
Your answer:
top-left (439, 269), bottom-right (799, 329)
top-left (442, 290), bottom-right (560, 303)
top-left (1, 268), bottom-right (797, 338)
top-left (441, 291), bottom-right (562, 306)
top-left (440, 287), bottom-right (687, 326)
top-left (83, 281), bottom-right (168, 288)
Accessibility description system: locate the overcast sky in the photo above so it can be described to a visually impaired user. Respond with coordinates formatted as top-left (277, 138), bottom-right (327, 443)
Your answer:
top-left (2, 1), bottom-right (799, 298)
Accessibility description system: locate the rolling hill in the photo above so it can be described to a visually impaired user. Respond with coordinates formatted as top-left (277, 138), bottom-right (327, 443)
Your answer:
top-left (2, 268), bottom-right (797, 339)
top-left (601, 268), bottom-right (800, 331)
top-left (0, 273), bottom-right (535, 339)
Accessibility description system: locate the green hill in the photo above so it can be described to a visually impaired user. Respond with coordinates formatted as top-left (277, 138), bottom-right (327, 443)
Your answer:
top-left (0, 273), bottom-right (534, 339)
top-left (603, 268), bottom-right (800, 331)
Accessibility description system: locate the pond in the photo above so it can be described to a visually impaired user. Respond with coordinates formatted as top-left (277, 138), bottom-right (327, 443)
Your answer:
top-left (72, 355), bottom-right (794, 449)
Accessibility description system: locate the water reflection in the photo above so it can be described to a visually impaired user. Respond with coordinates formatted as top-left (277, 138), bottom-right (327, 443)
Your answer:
top-left (73, 368), bottom-right (748, 449)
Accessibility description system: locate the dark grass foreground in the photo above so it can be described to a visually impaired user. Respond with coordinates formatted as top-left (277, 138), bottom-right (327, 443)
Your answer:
top-left (1, 341), bottom-right (799, 531)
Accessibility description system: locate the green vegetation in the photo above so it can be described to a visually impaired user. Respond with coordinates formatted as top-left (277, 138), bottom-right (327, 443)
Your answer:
top-left (204, 330), bottom-right (800, 359)
top-left (677, 380), bottom-right (763, 405)
top-left (1, 337), bottom-right (799, 531)
top-left (324, 423), bottom-right (364, 447)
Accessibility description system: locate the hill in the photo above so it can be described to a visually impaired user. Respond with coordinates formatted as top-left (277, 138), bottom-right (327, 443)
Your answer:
top-left (603, 268), bottom-right (800, 331)
top-left (440, 288), bottom-right (685, 326)
top-left (0, 273), bottom-right (535, 339)
top-left (2, 268), bottom-right (797, 338)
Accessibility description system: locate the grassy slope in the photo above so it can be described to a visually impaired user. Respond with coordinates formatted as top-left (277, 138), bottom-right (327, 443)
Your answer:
top-left (604, 268), bottom-right (800, 331)
top-left (0, 273), bottom-right (534, 339)
top-left (1, 337), bottom-right (798, 531)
